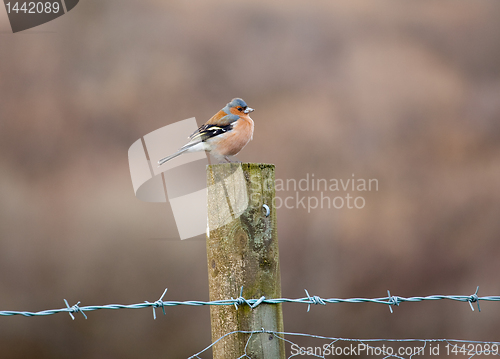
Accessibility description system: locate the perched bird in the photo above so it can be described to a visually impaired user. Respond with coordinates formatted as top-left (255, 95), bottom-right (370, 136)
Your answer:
top-left (158, 98), bottom-right (254, 165)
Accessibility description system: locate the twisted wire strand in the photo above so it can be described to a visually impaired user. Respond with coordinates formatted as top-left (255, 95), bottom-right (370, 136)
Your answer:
top-left (1, 286), bottom-right (497, 319)
top-left (188, 329), bottom-right (500, 359)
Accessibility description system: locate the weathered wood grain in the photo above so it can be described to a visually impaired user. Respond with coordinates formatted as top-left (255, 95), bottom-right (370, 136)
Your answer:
top-left (206, 163), bottom-right (285, 359)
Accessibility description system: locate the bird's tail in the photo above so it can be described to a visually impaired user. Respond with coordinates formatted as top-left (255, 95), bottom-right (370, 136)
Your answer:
top-left (158, 148), bottom-right (189, 166)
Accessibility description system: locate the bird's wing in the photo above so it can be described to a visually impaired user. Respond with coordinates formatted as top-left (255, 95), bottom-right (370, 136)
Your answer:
top-left (188, 123), bottom-right (234, 143)
top-left (206, 113), bottom-right (240, 126)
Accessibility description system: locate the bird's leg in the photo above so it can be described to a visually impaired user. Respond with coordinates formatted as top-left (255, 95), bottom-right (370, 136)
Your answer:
top-left (218, 156), bottom-right (242, 163)
top-left (226, 156), bottom-right (242, 163)
top-left (206, 151), bottom-right (212, 165)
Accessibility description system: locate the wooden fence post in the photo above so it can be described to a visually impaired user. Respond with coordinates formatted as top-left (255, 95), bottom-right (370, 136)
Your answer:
top-left (206, 163), bottom-right (285, 359)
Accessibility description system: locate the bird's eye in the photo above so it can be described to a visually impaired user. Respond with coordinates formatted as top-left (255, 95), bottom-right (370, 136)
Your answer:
top-left (238, 107), bottom-right (244, 112)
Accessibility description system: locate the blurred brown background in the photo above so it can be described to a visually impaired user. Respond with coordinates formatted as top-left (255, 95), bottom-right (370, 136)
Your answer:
top-left (1, 0), bottom-right (500, 358)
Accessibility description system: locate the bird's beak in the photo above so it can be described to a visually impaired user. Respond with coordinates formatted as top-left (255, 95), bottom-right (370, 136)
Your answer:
top-left (244, 107), bottom-right (254, 114)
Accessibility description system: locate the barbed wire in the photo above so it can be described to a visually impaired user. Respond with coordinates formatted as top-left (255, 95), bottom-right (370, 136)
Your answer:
top-left (1, 286), bottom-right (499, 320)
top-left (188, 329), bottom-right (500, 359)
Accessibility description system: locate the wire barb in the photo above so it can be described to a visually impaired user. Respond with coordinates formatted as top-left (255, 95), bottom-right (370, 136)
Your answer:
top-left (63, 299), bottom-right (87, 320)
top-left (468, 286), bottom-right (481, 312)
top-left (304, 289), bottom-right (326, 312)
top-left (387, 290), bottom-right (400, 314)
top-left (147, 288), bottom-right (168, 320)
top-left (231, 286), bottom-right (251, 310)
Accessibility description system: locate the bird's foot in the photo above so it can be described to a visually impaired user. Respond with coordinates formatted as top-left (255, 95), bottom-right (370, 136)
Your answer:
top-left (224, 156), bottom-right (242, 163)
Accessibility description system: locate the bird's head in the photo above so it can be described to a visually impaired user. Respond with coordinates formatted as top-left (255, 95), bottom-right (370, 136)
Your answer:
top-left (225, 98), bottom-right (254, 116)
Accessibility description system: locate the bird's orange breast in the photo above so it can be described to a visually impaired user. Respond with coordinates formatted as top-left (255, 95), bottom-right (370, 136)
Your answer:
top-left (213, 116), bottom-right (254, 156)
